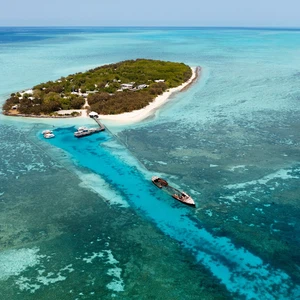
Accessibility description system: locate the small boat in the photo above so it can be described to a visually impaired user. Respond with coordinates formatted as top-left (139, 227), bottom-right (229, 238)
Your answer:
top-left (172, 191), bottom-right (196, 207)
top-left (152, 176), bottom-right (168, 188)
top-left (42, 130), bottom-right (53, 135)
top-left (77, 126), bottom-right (86, 131)
top-left (43, 133), bottom-right (55, 139)
top-left (42, 129), bottom-right (55, 139)
top-left (74, 127), bottom-right (90, 137)
top-left (74, 126), bottom-right (103, 137)
top-left (151, 176), bottom-right (195, 207)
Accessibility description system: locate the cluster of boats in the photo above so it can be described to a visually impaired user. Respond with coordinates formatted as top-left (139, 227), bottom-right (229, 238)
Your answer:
top-left (42, 127), bottom-right (103, 138)
top-left (152, 176), bottom-right (195, 207)
top-left (41, 117), bottom-right (195, 207)
top-left (42, 130), bottom-right (55, 139)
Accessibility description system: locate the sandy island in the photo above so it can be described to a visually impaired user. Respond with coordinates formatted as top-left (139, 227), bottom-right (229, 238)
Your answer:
top-left (3, 66), bottom-right (200, 126)
top-left (94, 66), bottom-right (200, 125)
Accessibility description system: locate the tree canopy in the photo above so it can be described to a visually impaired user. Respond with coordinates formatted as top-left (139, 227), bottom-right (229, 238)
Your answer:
top-left (3, 59), bottom-right (192, 116)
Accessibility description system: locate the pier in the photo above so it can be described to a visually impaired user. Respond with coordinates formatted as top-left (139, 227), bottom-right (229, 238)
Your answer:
top-left (74, 112), bottom-right (105, 137)
top-left (91, 115), bottom-right (105, 131)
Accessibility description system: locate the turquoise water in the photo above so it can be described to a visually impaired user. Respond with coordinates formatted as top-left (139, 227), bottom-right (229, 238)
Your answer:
top-left (1, 27), bottom-right (300, 299)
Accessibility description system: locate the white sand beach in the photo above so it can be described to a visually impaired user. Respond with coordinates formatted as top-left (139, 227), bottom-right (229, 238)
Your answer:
top-left (92, 66), bottom-right (199, 125)
top-left (1, 66), bottom-right (199, 127)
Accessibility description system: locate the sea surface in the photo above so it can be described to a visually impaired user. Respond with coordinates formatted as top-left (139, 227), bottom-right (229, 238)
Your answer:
top-left (0, 27), bottom-right (300, 299)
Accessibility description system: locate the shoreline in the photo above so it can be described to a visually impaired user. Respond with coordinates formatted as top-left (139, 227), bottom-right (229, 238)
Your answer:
top-left (96, 66), bottom-right (200, 124)
top-left (2, 66), bottom-right (200, 125)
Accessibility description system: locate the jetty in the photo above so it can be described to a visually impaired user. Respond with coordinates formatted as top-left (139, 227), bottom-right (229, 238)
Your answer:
top-left (90, 113), bottom-right (105, 131)
top-left (74, 112), bottom-right (105, 137)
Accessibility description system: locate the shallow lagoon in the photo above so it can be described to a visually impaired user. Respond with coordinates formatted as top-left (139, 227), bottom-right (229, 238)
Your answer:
top-left (1, 27), bottom-right (300, 299)
top-left (43, 125), bottom-right (300, 299)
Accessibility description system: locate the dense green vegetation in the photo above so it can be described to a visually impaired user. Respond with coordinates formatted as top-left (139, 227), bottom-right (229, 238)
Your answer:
top-left (3, 59), bottom-right (192, 116)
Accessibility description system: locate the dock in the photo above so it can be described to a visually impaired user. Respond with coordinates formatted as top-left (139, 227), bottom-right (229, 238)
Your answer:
top-left (91, 116), bottom-right (105, 131)
top-left (74, 112), bottom-right (105, 137)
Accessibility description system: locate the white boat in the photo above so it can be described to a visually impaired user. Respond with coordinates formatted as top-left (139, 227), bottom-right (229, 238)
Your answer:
top-left (172, 191), bottom-right (196, 207)
top-left (74, 127), bottom-right (102, 137)
top-left (74, 124), bottom-right (105, 137)
top-left (77, 126), bottom-right (88, 132)
top-left (44, 133), bottom-right (55, 139)
top-left (42, 130), bottom-right (53, 135)
top-left (152, 176), bottom-right (196, 207)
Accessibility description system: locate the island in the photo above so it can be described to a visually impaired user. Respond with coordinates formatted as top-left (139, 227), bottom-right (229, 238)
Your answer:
top-left (2, 59), bottom-right (198, 120)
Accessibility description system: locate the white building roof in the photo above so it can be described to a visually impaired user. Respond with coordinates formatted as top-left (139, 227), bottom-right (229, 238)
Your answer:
top-left (89, 111), bottom-right (99, 117)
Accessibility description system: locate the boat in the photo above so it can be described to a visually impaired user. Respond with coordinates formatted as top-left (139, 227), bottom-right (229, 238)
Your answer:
top-left (43, 133), bottom-right (55, 139)
top-left (42, 129), bottom-right (55, 139)
top-left (77, 126), bottom-right (87, 131)
top-left (74, 126), bottom-right (102, 137)
top-left (42, 130), bottom-right (53, 135)
top-left (152, 176), bottom-right (168, 188)
top-left (171, 191), bottom-right (196, 207)
top-left (74, 115), bottom-right (105, 137)
top-left (151, 176), bottom-right (196, 207)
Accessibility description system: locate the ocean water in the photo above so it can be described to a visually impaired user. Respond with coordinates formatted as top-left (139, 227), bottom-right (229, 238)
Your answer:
top-left (0, 27), bottom-right (300, 299)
